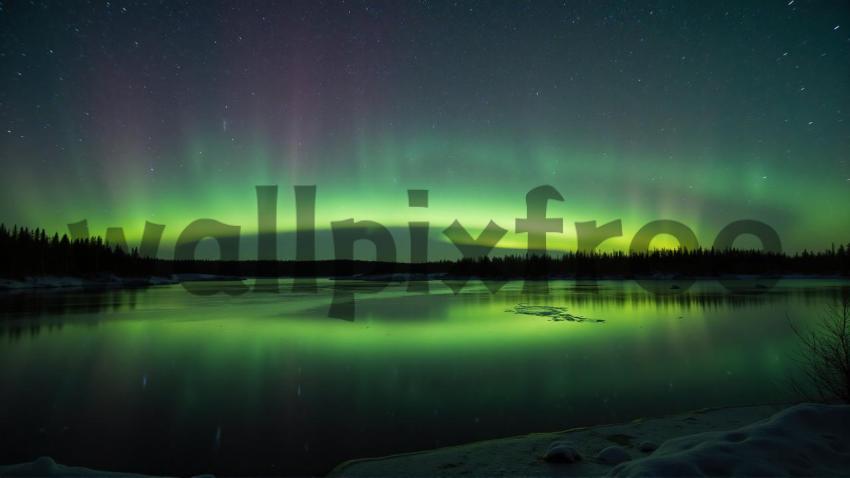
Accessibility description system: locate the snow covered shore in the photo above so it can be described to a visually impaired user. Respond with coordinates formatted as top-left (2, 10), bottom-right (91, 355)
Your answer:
top-left (0, 456), bottom-right (216, 478)
top-left (3, 404), bottom-right (848, 477)
top-left (0, 273), bottom-right (251, 290)
top-left (0, 275), bottom-right (177, 290)
top-left (0, 456), bottom-right (159, 477)
top-left (332, 403), bottom-right (850, 477)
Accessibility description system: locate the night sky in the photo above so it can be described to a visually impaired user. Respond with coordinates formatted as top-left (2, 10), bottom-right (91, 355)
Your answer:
top-left (1, 1), bottom-right (849, 259)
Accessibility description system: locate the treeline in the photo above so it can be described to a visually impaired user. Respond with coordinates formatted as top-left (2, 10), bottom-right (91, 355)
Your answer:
top-left (1, 224), bottom-right (849, 279)
top-left (436, 247), bottom-right (850, 278)
top-left (0, 225), bottom-right (158, 278)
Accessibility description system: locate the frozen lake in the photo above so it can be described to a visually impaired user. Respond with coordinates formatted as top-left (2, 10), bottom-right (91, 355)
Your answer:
top-left (0, 279), bottom-right (847, 476)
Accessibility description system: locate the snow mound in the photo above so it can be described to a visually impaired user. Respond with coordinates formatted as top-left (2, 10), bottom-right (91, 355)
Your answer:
top-left (544, 440), bottom-right (582, 463)
top-left (597, 445), bottom-right (631, 465)
top-left (608, 403), bottom-right (850, 477)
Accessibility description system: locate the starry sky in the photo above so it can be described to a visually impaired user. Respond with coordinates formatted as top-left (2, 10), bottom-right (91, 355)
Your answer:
top-left (1, 0), bottom-right (849, 260)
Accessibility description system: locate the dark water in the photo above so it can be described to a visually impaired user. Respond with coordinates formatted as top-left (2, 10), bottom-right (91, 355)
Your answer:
top-left (0, 279), bottom-right (847, 476)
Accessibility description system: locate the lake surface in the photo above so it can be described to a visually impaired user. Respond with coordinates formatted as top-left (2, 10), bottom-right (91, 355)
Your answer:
top-left (1, 279), bottom-right (847, 476)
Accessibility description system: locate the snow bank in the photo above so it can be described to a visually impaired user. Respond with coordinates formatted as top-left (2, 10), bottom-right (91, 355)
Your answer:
top-left (0, 275), bottom-right (179, 290)
top-left (333, 403), bottom-right (850, 477)
top-left (0, 276), bottom-right (86, 289)
top-left (0, 456), bottom-right (154, 477)
top-left (0, 456), bottom-right (215, 477)
top-left (609, 403), bottom-right (850, 477)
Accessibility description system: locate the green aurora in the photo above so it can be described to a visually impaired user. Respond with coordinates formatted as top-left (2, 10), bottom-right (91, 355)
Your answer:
top-left (1, 2), bottom-right (848, 259)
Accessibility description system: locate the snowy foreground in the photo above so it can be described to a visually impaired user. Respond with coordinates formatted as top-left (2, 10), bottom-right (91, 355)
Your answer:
top-left (0, 456), bottom-right (211, 478)
top-left (333, 403), bottom-right (850, 477)
top-left (2, 404), bottom-right (848, 477)
top-left (0, 457), bottom-right (153, 477)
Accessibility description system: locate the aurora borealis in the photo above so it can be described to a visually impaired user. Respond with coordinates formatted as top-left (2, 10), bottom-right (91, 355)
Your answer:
top-left (1, 1), bottom-right (849, 260)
